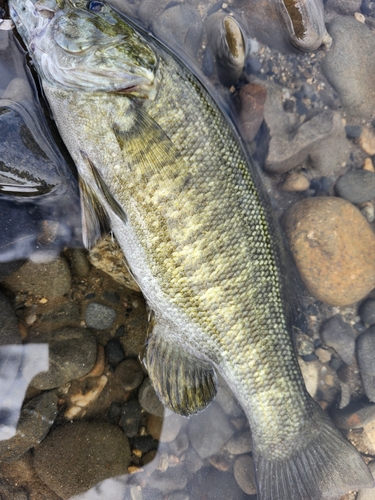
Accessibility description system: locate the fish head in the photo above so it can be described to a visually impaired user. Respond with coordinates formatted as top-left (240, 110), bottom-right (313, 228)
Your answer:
top-left (9, 0), bottom-right (159, 95)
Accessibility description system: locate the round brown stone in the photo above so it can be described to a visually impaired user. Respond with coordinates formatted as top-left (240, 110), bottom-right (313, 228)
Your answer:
top-left (283, 197), bottom-right (375, 306)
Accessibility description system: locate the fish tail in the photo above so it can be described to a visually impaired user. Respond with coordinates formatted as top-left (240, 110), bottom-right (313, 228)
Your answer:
top-left (253, 402), bottom-right (374, 500)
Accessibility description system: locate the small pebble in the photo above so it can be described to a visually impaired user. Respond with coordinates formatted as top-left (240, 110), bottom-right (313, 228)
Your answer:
top-left (315, 347), bottom-right (332, 364)
top-left (357, 326), bottom-right (375, 401)
top-left (282, 172), bottom-right (310, 192)
top-left (335, 169), bottom-right (375, 203)
top-left (148, 465), bottom-right (188, 495)
top-left (363, 157), bottom-right (375, 172)
top-left (345, 125), bottom-right (362, 139)
top-left (354, 11), bottom-right (366, 22)
top-left (359, 298), bottom-right (375, 325)
top-left (360, 127), bottom-right (375, 155)
top-left (85, 302), bottom-right (117, 330)
top-left (361, 202), bottom-right (375, 223)
top-left (115, 358), bottom-right (144, 391)
top-left (105, 338), bottom-right (125, 366)
top-left (333, 401), bottom-right (375, 430)
top-left (226, 430), bottom-right (252, 454)
top-left (132, 435), bottom-right (157, 453)
top-left (121, 400), bottom-right (142, 438)
top-left (320, 315), bottom-right (355, 365)
top-left (138, 379), bottom-right (165, 417)
top-left (233, 454), bottom-right (257, 495)
top-left (357, 461), bottom-right (375, 500)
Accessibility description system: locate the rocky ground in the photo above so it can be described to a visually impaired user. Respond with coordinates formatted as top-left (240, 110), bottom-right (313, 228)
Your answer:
top-left (1, 0), bottom-right (375, 498)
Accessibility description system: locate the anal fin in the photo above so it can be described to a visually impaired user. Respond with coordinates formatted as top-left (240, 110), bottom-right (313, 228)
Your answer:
top-left (144, 316), bottom-right (217, 417)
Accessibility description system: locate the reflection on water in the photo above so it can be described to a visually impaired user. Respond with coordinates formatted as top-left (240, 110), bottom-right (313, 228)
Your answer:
top-left (1, 0), bottom-right (375, 499)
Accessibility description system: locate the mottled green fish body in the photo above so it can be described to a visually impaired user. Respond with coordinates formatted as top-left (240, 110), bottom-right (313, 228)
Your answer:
top-left (9, 1), bottom-right (374, 498)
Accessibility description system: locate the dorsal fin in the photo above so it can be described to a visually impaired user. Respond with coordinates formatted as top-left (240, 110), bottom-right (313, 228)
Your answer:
top-left (144, 316), bottom-right (217, 416)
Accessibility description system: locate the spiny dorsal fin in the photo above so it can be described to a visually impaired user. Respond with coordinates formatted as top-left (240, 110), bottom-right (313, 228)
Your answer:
top-left (79, 151), bottom-right (127, 249)
top-left (145, 317), bottom-right (217, 416)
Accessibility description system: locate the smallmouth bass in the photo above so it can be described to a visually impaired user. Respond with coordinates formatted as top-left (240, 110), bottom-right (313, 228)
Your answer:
top-left (9, 1), bottom-right (374, 498)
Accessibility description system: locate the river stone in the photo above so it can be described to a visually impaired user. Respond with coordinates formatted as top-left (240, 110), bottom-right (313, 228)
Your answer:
top-left (189, 467), bottom-right (247, 500)
top-left (148, 465), bottom-right (188, 495)
top-left (357, 460), bottom-right (375, 500)
top-left (283, 197), bottom-right (375, 306)
top-left (0, 391), bottom-right (58, 463)
top-left (357, 326), bottom-right (375, 402)
top-left (85, 302), bottom-right (117, 330)
top-left (359, 299), bottom-right (375, 325)
top-left (3, 257), bottom-right (71, 298)
top-left (0, 292), bottom-right (21, 345)
top-left (322, 17), bottom-right (375, 119)
top-left (147, 413), bottom-right (183, 442)
top-left (335, 170), bottom-right (375, 204)
top-left (0, 480), bottom-right (28, 500)
top-left (33, 421), bottom-right (130, 499)
top-left (226, 430), bottom-right (252, 454)
top-left (320, 315), bottom-right (355, 365)
top-left (120, 399), bottom-right (142, 438)
top-left (325, 0), bottom-right (362, 14)
top-left (233, 454), bottom-right (257, 495)
top-left (138, 378), bottom-right (165, 417)
top-left (188, 402), bottom-right (234, 459)
top-left (29, 327), bottom-right (97, 390)
top-left (115, 358), bottom-right (144, 391)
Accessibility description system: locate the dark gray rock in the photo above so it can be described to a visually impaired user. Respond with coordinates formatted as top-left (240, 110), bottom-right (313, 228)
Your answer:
top-left (168, 431), bottom-right (189, 457)
top-left (138, 378), bottom-right (165, 417)
top-left (105, 338), bottom-right (125, 366)
top-left (357, 326), bottom-right (375, 401)
top-left (333, 400), bottom-right (375, 429)
top-left (0, 391), bottom-right (58, 463)
top-left (38, 300), bottom-right (80, 330)
top-left (85, 302), bottom-right (117, 330)
top-left (132, 435), bottom-right (157, 453)
top-left (320, 315), bottom-right (355, 365)
top-left (189, 467), bottom-right (247, 500)
top-left (345, 125), bottom-right (362, 139)
top-left (3, 257), bottom-right (71, 298)
top-left (120, 399), bottom-right (141, 438)
top-left (184, 446), bottom-right (204, 475)
top-left (151, 4), bottom-right (203, 59)
top-left (0, 480), bottom-right (28, 500)
top-left (29, 327), bottom-right (97, 389)
top-left (325, 0), bottom-right (362, 14)
top-left (322, 17), bottom-right (375, 119)
top-left (149, 465), bottom-right (188, 495)
top-left (335, 170), bottom-right (375, 204)
top-left (188, 402), bottom-right (234, 459)
top-left (0, 292), bottom-right (21, 345)
top-left (33, 421), bottom-right (131, 500)
top-left (115, 358), bottom-right (144, 391)
top-left (68, 248), bottom-right (91, 278)
top-left (262, 81), bottom-right (348, 174)
top-left (357, 460), bottom-right (375, 500)
top-left (359, 299), bottom-right (375, 325)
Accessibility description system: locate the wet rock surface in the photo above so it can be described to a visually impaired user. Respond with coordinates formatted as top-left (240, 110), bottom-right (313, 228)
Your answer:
top-left (320, 315), bottom-right (355, 365)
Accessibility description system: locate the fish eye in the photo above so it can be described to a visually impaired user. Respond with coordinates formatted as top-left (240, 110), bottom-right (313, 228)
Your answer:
top-left (87, 1), bottom-right (104, 11)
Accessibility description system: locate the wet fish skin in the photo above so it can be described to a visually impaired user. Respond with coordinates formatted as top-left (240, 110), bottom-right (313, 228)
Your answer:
top-left (9, 1), bottom-right (374, 499)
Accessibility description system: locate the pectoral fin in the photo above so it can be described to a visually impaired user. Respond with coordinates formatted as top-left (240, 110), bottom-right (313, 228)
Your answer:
top-left (79, 151), bottom-right (127, 249)
top-left (144, 315), bottom-right (217, 416)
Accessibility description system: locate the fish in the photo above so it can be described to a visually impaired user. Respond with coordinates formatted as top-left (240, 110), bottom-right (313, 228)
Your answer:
top-left (9, 1), bottom-right (374, 498)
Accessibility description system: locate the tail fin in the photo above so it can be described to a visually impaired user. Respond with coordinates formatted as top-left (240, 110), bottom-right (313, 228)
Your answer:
top-left (253, 404), bottom-right (374, 500)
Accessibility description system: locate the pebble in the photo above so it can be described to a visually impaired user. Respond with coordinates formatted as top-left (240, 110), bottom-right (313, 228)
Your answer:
top-left (189, 467), bottom-right (247, 500)
top-left (0, 292), bottom-right (21, 345)
top-left (226, 430), bottom-right (252, 454)
top-left (335, 169), bottom-right (375, 203)
top-left (132, 435), bottom-right (157, 453)
top-left (215, 380), bottom-right (245, 418)
top-left (282, 172), bottom-right (310, 192)
top-left (233, 83), bottom-right (266, 143)
top-left (233, 454), bottom-right (257, 495)
top-left (325, 0), bottom-right (362, 15)
top-left (120, 400), bottom-right (142, 438)
top-left (0, 391), bottom-right (58, 463)
top-left (33, 421), bottom-right (130, 499)
top-left (188, 402), bottom-right (234, 459)
top-left (36, 299), bottom-right (80, 332)
top-left (168, 431), bottom-right (189, 457)
top-left (322, 17), bottom-right (375, 118)
top-left (0, 480), bottom-right (28, 500)
top-left (105, 338), bottom-right (125, 366)
top-left (359, 299), bottom-right (375, 325)
top-left (320, 315), bottom-right (355, 365)
top-left (344, 125), bottom-right (362, 139)
top-left (357, 326), bottom-right (375, 401)
top-left (359, 127), bottom-right (375, 156)
top-left (363, 158), bottom-right (375, 172)
top-left (357, 461), bottom-right (375, 500)
top-left (138, 378), bottom-right (165, 417)
top-left (333, 401), bottom-right (375, 430)
top-left (184, 446), bottom-right (204, 475)
top-left (148, 465), bottom-right (188, 495)
top-left (3, 257), bottom-right (71, 298)
top-left (315, 347), bottom-right (332, 364)
top-left (29, 327), bottom-right (97, 390)
top-left (283, 197), bottom-right (375, 306)
top-left (298, 358), bottom-right (319, 398)
top-left (68, 248), bottom-right (91, 278)
top-left (85, 302), bottom-right (117, 330)
top-left (115, 358), bottom-right (144, 391)
top-left (147, 413), bottom-right (183, 442)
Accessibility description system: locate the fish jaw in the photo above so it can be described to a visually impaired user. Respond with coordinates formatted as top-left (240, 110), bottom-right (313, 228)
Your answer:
top-left (9, 0), bottom-right (158, 94)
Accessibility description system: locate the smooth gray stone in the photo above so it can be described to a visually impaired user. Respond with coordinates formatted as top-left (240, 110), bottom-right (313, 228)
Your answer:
top-left (29, 327), bottom-right (97, 390)
top-left (138, 378), bottom-right (165, 417)
top-left (359, 299), bottom-right (375, 325)
top-left (335, 170), bottom-right (375, 204)
top-left (148, 465), bottom-right (188, 495)
top-left (322, 17), bottom-right (375, 118)
top-left (0, 390), bottom-right (58, 462)
top-left (357, 326), bottom-right (375, 376)
top-left (320, 315), bottom-right (355, 366)
top-left (85, 302), bottom-right (117, 330)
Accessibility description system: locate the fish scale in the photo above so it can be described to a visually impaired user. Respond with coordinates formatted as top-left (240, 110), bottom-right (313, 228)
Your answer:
top-left (9, 1), bottom-right (374, 498)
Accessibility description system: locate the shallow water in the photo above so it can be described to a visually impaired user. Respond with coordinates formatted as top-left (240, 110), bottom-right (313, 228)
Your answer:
top-left (1, 0), bottom-right (375, 499)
